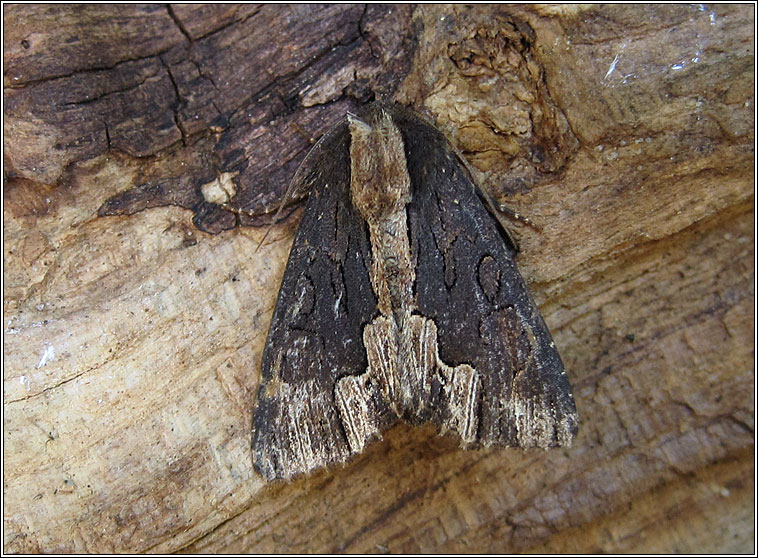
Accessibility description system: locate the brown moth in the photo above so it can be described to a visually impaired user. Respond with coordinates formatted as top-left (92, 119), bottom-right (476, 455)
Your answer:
top-left (252, 102), bottom-right (578, 481)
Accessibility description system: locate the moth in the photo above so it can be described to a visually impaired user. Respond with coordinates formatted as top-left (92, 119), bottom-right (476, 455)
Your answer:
top-left (252, 101), bottom-right (578, 481)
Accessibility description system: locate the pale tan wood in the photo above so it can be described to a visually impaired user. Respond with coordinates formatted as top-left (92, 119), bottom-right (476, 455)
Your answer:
top-left (3, 4), bottom-right (753, 554)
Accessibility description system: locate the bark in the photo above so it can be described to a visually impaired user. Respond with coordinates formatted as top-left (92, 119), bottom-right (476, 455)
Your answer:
top-left (3, 4), bottom-right (753, 554)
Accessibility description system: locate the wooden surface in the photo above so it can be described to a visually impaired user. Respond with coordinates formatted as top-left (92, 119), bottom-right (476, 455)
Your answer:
top-left (3, 4), bottom-right (754, 554)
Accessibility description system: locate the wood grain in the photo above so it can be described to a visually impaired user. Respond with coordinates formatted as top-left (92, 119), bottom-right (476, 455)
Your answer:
top-left (3, 4), bottom-right (753, 554)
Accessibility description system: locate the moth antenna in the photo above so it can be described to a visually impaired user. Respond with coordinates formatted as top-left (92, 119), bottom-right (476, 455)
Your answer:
top-left (422, 110), bottom-right (543, 239)
top-left (291, 122), bottom-right (317, 145)
top-left (447, 142), bottom-right (541, 251)
top-left (253, 125), bottom-right (320, 252)
top-left (218, 203), bottom-right (259, 218)
top-left (217, 201), bottom-right (276, 253)
top-left (254, 223), bottom-right (274, 253)
top-left (497, 203), bottom-right (542, 232)
top-left (220, 120), bottom-right (326, 252)
top-left (254, 202), bottom-right (290, 253)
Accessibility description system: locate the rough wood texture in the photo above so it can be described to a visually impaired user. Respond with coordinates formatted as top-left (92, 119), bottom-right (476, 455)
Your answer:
top-left (3, 4), bottom-right (753, 554)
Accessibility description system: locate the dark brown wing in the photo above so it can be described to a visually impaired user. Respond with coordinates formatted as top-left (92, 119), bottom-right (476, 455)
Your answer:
top-left (252, 120), bottom-right (392, 481)
top-left (391, 104), bottom-right (578, 448)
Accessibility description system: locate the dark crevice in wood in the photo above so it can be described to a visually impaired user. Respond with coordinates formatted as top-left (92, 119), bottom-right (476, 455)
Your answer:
top-left (166, 4), bottom-right (193, 43)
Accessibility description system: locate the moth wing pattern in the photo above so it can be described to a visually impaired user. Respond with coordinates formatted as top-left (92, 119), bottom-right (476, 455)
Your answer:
top-left (389, 105), bottom-right (578, 448)
top-left (252, 102), bottom-right (578, 482)
top-left (252, 121), bottom-right (394, 481)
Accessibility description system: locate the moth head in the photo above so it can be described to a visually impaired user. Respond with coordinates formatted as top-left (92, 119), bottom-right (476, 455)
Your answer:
top-left (347, 111), bottom-right (411, 220)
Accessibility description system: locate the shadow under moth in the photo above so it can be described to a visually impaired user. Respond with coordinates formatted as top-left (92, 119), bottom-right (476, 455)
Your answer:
top-left (252, 101), bottom-right (578, 481)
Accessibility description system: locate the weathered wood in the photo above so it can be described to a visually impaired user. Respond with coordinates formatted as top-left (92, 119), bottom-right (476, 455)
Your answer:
top-left (3, 4), bottom-right (753, 554)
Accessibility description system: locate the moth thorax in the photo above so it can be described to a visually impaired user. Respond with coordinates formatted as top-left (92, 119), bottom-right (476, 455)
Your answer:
top-left (348, 112), bottom-right (411, 222)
